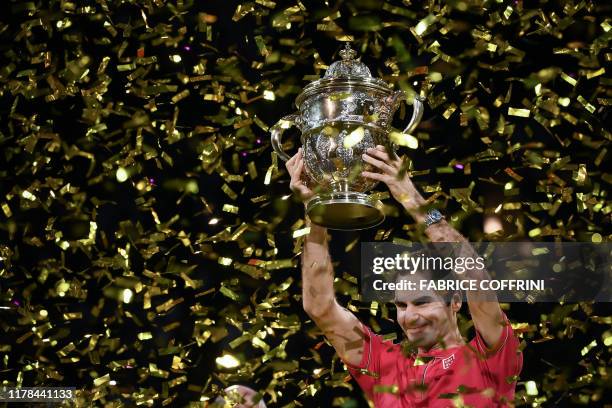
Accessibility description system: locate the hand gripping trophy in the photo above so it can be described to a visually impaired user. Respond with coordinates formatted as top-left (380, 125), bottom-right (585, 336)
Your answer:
top-left (271, 43), bottom-right (425, 230)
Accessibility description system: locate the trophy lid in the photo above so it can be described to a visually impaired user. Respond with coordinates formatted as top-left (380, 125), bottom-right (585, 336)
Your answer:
top-left (295, 43), bottom-right (392, 108)
top-left (323, 43), bottom-right (373, 79)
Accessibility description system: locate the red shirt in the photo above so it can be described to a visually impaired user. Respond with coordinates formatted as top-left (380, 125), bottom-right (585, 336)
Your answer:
top-left (345, 315), bottom-right (523, 407)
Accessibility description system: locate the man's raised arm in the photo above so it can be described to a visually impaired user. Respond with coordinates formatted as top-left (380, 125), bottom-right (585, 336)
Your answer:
top-left (302, 221), bottom-right (366, 366)
top-left (284, 149), bottom-right (366, 366)
top-left (362, 146), bottom-right (505, 348)
top-left (418, 214), bottom-right (505, 349)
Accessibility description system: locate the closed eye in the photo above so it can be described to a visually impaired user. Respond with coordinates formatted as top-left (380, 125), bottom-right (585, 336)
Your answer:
top-left (394, 301), bottom-right (407, 309)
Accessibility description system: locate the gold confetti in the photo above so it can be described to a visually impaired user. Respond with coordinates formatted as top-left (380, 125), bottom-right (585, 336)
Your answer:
top-left (389, 131), bottom-right (419, 149)
top-left (343, 127), bottom-right (365, 148)
top-left (254, 35), bottom-right (270, 57)
top-left (292, 227), bottom-right (310, 238)
top-left (442, 103), bottom-right (457, 119)
top-left (262, 259), bottom-right (295, 270)
top-left (218, 257), bottom-right (233, 266)
top-left (586, 67), bottom-right (605, 79)
top-left (413, 14), bottom-right (436, 36)
top-left (525, 381), bottom-right (538, 396)
top-left (222, 204), bottom-right (239, 214)
top-left (93, 373), bottom-right (110, 387)
top-left (221, 184), bottom-right (238, 200)
top-left (171, 89), bottom-right (190, 103)
top-left (263, 90), bottom-right (275, 101)
top-left (560, 72), bottom-right (577, 86)
top-left (1, 203), bottom-right (12, 217)
top-left (138, 332), bottom-right (153, 340)
top-left (577, 95), bottom-right (596, 113)
top-left (508, 107), bottom-right (530, 117)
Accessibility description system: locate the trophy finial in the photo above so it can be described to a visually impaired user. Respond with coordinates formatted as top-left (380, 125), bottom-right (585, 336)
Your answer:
top-left (339, 43), bottom-right (357, 60)
top-left (323, 43), bottom-right (371, 78)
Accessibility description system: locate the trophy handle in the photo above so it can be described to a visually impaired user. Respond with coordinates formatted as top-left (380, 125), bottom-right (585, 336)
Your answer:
top-left (401, 95), bottom-right (426, 134)
top-left (270, 113), bottom-right (300, 162)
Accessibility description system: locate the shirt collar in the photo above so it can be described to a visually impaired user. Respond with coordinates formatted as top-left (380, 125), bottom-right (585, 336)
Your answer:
top-left (415, 342), bottom-right (465, 359)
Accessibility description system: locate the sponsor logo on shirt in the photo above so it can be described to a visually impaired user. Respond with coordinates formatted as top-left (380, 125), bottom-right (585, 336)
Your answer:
top-left (442, 354), bottom-right (455, 370)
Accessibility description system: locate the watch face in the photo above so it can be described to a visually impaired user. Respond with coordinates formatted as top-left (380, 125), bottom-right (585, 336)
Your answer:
top-left (426, 210), bottom-right (443, 226)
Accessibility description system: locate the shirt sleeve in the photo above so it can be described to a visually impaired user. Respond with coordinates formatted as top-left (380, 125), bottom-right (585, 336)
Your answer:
top-left (341, 323), bottom-right (384, 401)
top-left (474, 313), bottom-right (523, 394)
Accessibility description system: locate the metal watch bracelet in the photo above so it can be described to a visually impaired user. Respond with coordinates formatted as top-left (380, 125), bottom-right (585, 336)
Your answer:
top-left (424, 209), bottom-right (445, 227)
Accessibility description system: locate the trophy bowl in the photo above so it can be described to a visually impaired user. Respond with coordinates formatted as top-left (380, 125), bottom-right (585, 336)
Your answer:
top-left (271, 44), bottom-right (425, 230)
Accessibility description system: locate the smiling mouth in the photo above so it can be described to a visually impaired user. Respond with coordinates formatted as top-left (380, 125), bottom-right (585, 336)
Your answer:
top-left (407, 325), bottom-right (427, 331)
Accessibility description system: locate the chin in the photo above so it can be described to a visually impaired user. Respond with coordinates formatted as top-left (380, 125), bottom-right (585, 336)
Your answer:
top-left (406, 334), bottom-right (432, 347)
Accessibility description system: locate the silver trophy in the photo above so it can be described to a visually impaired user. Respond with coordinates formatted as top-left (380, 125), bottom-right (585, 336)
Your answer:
top-left (271, 44), bottom-right (425, 230)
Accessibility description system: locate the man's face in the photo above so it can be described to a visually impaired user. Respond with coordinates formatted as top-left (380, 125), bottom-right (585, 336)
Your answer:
top-left (393, 278), bottom-right (459, 350)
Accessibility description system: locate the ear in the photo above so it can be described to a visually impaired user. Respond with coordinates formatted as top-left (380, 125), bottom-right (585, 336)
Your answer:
top-left (450, 292), bottom-right (462, 313)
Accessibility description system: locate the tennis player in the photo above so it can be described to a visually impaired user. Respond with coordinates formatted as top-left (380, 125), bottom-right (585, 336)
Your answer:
top-left (286, 146), bottom-right (523, 407)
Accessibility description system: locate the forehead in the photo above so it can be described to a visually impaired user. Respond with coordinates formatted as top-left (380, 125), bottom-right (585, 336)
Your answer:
top-left (393, 271), bottom-right (431, 299)
top-left (393, 287), bottom-right (445, 303)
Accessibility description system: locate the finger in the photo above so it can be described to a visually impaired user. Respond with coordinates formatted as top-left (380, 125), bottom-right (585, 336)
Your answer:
top-left (294, 156), bottom-right (305, 178)
top-left (286, 148), bottom-right (303, 168)
top-left (372, 148), bottom-right (402, 169)
top-left (375, 145), bottom-right (400, 161)
top-left (361, 171), bottom-right (390, 182)
top-left (285, 153), bottom-right (298, 169)
top-left (376, 144), bottom-right (392, 152)
top-left (292, 160), bottom-right (308, 188)
top-left (368, 147), bottom-right (394, 163)
top-left (285, 159), bottom-right (295, 172)
top-left (362, 153), bottom-right (396, 175)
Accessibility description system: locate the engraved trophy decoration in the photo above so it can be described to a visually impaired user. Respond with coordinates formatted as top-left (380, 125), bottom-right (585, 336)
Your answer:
top-left (271, 44), bottom-right (425, 230)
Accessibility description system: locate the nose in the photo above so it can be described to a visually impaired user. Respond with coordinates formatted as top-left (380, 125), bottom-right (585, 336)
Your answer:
top-left (398, 305), bottom-right (422, 327)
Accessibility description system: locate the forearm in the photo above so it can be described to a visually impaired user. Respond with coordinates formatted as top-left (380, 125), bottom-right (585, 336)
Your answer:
top-left (426, 222), bottom-right (492, 288)
top-left (404, 189), bottom-right (503, 341)
top-left (402, 189), bottom-right (489, 281)
top-left (301, 221), bottom-right (366, 365)
top-left (400, 186), bottom-right (467, 243)
top-left (301, 221), bottom-right (336, 317)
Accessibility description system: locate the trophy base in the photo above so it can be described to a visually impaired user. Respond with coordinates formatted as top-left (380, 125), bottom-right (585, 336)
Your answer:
top-left (306, 192), bottom-right (385, 230)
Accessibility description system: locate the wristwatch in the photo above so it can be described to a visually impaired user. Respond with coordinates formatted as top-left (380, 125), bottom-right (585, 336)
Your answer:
top-left (424, 209), bottom-right (445, 227)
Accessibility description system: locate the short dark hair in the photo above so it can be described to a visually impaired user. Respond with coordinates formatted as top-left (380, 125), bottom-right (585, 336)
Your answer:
top-left (394, 268), bottom-right (461, 305)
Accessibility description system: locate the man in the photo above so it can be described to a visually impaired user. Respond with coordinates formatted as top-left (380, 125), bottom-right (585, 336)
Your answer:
top-left (285, 146), bottom-right (523, 407)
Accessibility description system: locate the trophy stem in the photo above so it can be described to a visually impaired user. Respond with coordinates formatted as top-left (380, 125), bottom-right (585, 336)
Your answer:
top-left (330, 180), bottom-right (350, 192)
top-left (306, 191), bottom-right (385, 230)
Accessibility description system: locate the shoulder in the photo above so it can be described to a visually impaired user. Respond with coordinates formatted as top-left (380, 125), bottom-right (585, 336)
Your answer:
top-left (361, 326), bottom-right (412, 366)
top-left (473, 314), bottom-right (521, 357)
top-left (466, 316), bottom-right (523, 379)
top-left (346, 326), bottom-right (410, 381)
